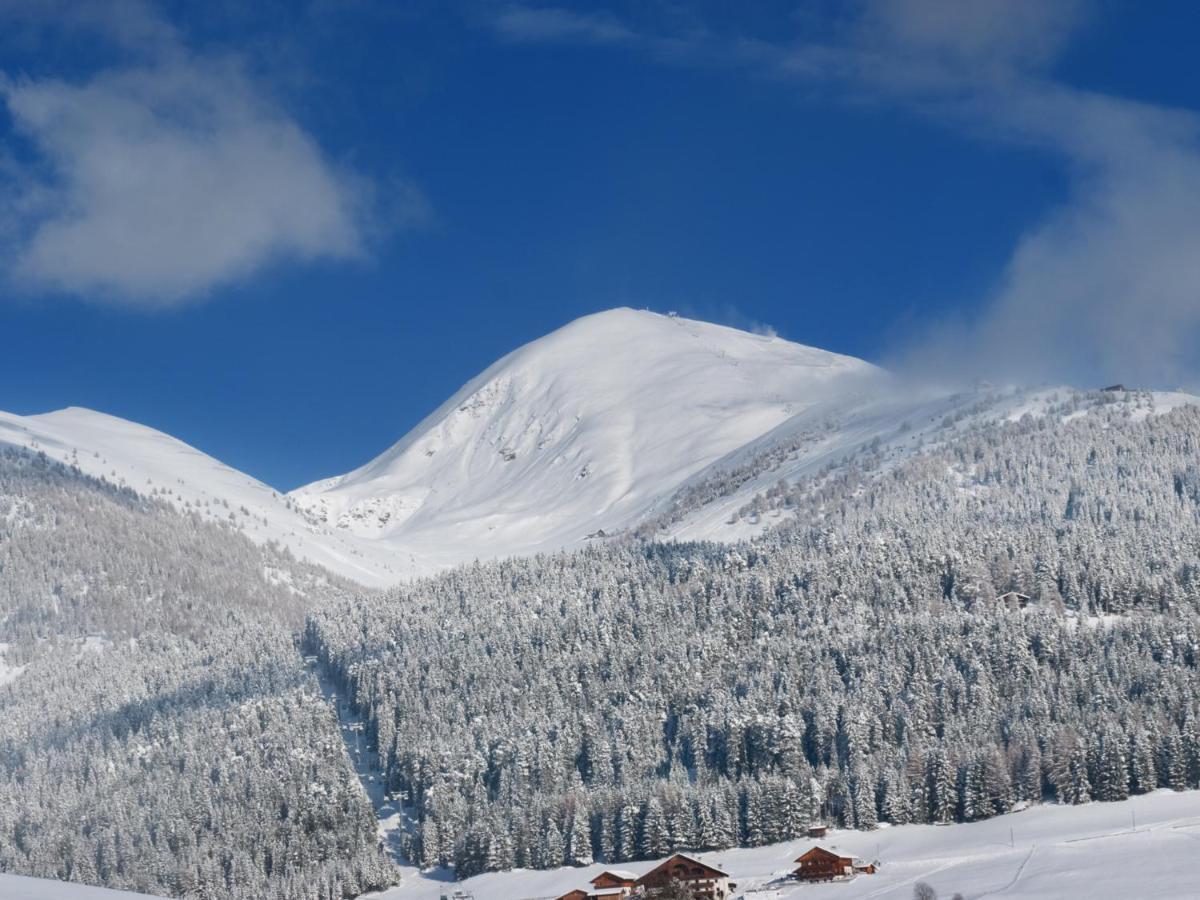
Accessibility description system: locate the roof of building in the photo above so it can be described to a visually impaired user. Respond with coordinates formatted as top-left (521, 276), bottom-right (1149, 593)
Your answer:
top-left (638, 853), bottom-right (729, 881)
top-left (590, 869), bottom-right (639, 884)
top-left (795, 845), bottom-right (851, 863)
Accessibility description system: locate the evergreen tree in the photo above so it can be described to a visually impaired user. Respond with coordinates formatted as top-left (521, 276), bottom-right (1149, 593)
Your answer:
top-left (640, 798), bottom-right (670, 859)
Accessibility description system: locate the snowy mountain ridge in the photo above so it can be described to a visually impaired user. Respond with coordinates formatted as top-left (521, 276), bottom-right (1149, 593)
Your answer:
top-left (0, 406), bottom-right (405, 587)
top-left (3, 308), bottom-right (1196, 587)
top-left (656, 385), bottom-right (1200, 544)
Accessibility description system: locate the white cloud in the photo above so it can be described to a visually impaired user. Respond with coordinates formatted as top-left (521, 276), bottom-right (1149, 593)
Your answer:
top-left (853, 0), bottom-right (1087, 75)
top-left (0, 3), bottom-right (388, 306)
top-left (853, 7), bottom-right (1200, 388)
top-left (0, 0), bottom-right (180, 55)
top-left (945, 94), bottom-right (1200, 387)
top-left (493, 6), bottom-right (636, 45)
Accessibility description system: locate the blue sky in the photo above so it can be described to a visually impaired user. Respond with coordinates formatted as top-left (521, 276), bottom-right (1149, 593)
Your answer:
top-left (2, 1), bottom-right (1199, 488)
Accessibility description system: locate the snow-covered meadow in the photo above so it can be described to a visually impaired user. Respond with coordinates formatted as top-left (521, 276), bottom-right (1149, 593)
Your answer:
top-left (0, 873), bottom-right (165, 899)
top-left (5, 790), bottom-right (1196, 899)
top-left (372, 790), bottom-right (1200, 900)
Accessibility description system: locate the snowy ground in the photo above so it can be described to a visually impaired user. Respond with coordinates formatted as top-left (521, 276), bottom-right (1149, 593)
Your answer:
top-left (3, 791), bottom-right (1197, 899)
top-left (0, 874), bottom-right (164, 899)
top-left (366, 790), bottom-right (1200, 900)
top-left (664, 386), bottom-right (1199, 545)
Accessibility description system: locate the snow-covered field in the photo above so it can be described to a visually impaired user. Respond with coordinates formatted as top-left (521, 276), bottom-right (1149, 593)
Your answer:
top-left (0, 874), bottom-right (164, 899)
top-left (3, 792), bottom-right (1196, 899)
top-left (370, 790), bottom-right (1200, 900)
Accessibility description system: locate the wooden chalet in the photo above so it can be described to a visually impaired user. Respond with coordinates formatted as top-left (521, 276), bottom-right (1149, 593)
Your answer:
top-left (806, 824), bottom-right (828, 839)
top-left (588, 869), bottom-right (640, 898)
top-left (636, 854), bottom-right (734, 899)
top-left (555, 891), bottom-right (589, 900)
top-left (793, 846), bottom-right (875, 882)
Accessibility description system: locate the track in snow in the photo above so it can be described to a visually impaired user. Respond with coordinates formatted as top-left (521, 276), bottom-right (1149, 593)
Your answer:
top-left (308, 656), bottom-right (412, 868)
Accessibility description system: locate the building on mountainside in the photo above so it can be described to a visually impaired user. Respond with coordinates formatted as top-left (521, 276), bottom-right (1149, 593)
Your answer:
top-left (555, 891), bottom-right (590, 900)
top-left (997, 591), bottom-right (1033, 610)
top-left (585, 868), bottom-right (643, 897)
top-left (588, 869), bottom-right (639, 897)
top-left (635, 854), bottom-right (734, 898)
top-left (1101, 384), bottom-right (1128, 392)
top-left (806, 824), bottom-right (828, 838)
top-left (793, 846), bottom-right (876, 882)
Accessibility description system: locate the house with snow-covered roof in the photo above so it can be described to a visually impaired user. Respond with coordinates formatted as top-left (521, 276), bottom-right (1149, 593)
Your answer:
top-left (635, 854), bottom-right (733, 898)
top-left (588, 868), bottom-right (639, 895)
top-left (793, 846), bottom-right (875, 882)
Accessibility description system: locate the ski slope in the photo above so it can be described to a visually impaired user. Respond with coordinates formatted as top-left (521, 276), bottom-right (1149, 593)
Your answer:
top-left (290, 308), bottom-right (879, 569)
top-left (368, 789), bottom-right (1200, 900)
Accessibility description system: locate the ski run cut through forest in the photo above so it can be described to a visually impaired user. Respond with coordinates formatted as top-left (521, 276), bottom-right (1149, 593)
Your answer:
top-left (3, 311), bottom-right (1200, 900)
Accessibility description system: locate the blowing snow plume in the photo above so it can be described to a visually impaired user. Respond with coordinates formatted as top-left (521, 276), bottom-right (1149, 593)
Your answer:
top-left (893, 69), bottom-right (1200, 390)
top-left (843, 1), bottom-right (1200, 390)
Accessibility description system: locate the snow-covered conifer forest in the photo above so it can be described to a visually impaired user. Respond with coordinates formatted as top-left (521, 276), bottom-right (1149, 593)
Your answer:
top-left (305, 399), bottom-right (1200, 878)
top-left (0, 447), bottom-right (396, 898)
top-left (3, 329), bottom-right (1200, 899)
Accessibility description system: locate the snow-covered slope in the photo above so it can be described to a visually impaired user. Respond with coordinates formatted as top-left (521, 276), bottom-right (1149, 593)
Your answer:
top-left (0, 407), bottom-right (404, 587)
top-left (290, 308), bottom-right (879, 568)
top-left (371, 789), bottom-right (1200, 900)
top-left (8, 312), bottom-right (1195, 587)
top-left (0, 874), bottom-right (164, 899)
top-left (656, 384), bottom-right (1200, 543)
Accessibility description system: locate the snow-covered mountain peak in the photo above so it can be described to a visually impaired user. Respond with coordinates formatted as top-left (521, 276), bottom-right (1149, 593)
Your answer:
top-left (8, 312), bottom-right (1195, 588)
top-left (290, 308), bottom-right (879, 564)
top-left (335, 308), bottom-right (871, 484)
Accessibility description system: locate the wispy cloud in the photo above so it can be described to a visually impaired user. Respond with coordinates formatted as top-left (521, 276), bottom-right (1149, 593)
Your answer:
top-left (0, 0), bottom-right (406, 306)
top-left (490, 1), bottom-right (1200, 388)
top-left (844, 2), bottom-right (1200, 388)
top-left (493, 6), bottom-right (636, 45)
